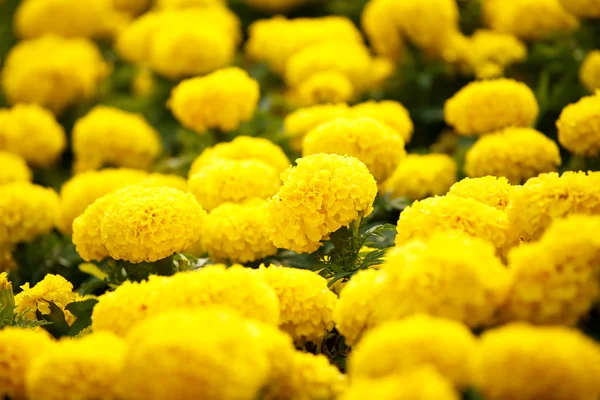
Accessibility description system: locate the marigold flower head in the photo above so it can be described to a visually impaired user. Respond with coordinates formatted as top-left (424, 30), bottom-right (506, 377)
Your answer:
top-left (361, 0), bottom-right (404, 61)
top-left (0, 328), bottom-right (54, 400)
top-left (0, 182), bottom-right (59, 246)
top-left (260, 266), bottom-right (337, 344)
top-left (465, 127), bottom-right (561, 184)
top-left (464, 30), bottom-right (527, 79)
top-left (395, 195), bottom-right (509, 252)
top-left (448, 176), bottom-right (513, 210)
top-left (483, 0), bottom-right (579, 41)
top-left (14, 274), bottom-right (79, 325)
top-left (349, 314), bottom-right (477, 387)
top-left (201, 200), bottom-right (277, 263)
top-left (0, 104), bottom-right (66, 167)
top-left (189, 136), bottom-right (290, 178)
top-left (580, 51), bottom-right (600, 93)
top-left (351, 100), bottom-right (414, 143)
top-left (382, 154), bottom-right (457, 201)
top-left (444, 78), bottom-right (539, 135)
top-left (2, 35), bottom-right (109, 114)
top-left (558, 0), bottom-right (600, 18)
top-left (120, 309), bottom-right (271, 400)
top-left (0, 152), bottom-right (31, 185)
top-left (26, 332), bottom-right (127, 400)
top-left (72, 192), bottom-right (117, 262)
top-left (169, 67), bottom-right (260, 134)
top-left (283, 103), bottom-right (351, 151)
top-left (268, 154), bottom-right (377, 253)
top-left (137, 173), bottom-right (188, 192)
top-left (557, 92), bottom-right (600, 156)
top-left (189, 159), bottom-right (281, 211)
top-left (294, 70), bottom-right (355, 106)
top-left (472, 323), bottom-right (600, 400)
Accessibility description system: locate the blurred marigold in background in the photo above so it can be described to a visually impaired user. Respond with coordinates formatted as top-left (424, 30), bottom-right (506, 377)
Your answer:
top-left (448, 176), bottom-right (513, 210)
top-left (1, 35), bottom-right (109, 115)
top-left (0, 152), bottom-right (32, 186)
top-left (361, 0), bottom-right (404, 61)
top-left (284, 103), bottom-right (350, 151)
top-left (112, 0), bottom-right (150, 14)
top-left (557, 91), bottom-right (600, 156)
top-left (351, 100), bottom-right (414, 143)
top-left (558, 0), bottom-right (600, 18)
top-left (294, 70), bottom-right (355, 106)
top-left (169, 67), bottom-right (260, 134)
top-left (72, 106), bottom-right (162, 172)
top-left (579, 51), bottom-right (600, 93)
top-left (243, 0), bottom-right (314, 13)
top-left (462, 30), bottom-right (527, 79)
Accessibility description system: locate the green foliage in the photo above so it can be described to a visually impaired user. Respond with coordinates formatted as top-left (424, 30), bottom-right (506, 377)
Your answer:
top-left (34, 299), bottom-right (98, 338)
top-left (65, 299), bottom-right (99, 336)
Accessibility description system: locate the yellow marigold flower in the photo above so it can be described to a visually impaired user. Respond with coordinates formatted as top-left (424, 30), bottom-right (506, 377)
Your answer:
top-left (302, 117), bottom-right (406, 182)
top-left (333, 268), bottom-right (380, 346)
top-left (395, 195), bottom-right (509, 252)
top-left (464, 30), bottom-right (527, 79)
top-left (0, 328), bottom-right (54, 400)
top-left (295, 70), bottom-right (355, 106)
top-left (14, 274), bottom-right (78, 324)
top-left (201, 200), bottom-right (277, 263)
top-left (448, 176), bottom-right (513, 210)
top-left (189, 159), bottom-right (281, 211)
top-left (465, 127), bottom-right (561, 184)
top-left (361, 0), bottom-right (404, 61)
top-left (72, 192), bottom-right (118, 262)
top-left (341, 367), bottom-right (460, 400)
top-left (580, 51), bottom-right (600, 93)
top-left (137, 173), bottom-right (188, 192)
top-left (169, 67), bottom-right (260, 134)
top-left (260, 266), bottom-right (337, 344)
top-left (0, 152), bottom-right (31, 185)
top-left (268, 154), bottom-right (378, 254)
top-left (444, 78), bottom-right (539, 136)
top-left (2, 35), bottom-right (109, 114)
top-left (557, 92), bottom-right (600, 156)
top-left (351, 100), bottom-right (414, 143)
top-left (0, 104), bottom-right (66, 167)
top-left (120, 309), bottom-right (270, 400)
top-left (26, 332), bottom-right (127, 400)
top-left (500, 215), bottom-right (600, 325)
top-left (483, 0), bottom-right (579, 41)
top-left (558, 0), bottom-right (600, 18)
top-left (382, 154), bottom-right (457, 201)
top-left (472, 323), bottom-right (600, 400)
top-left (0, 182), bottom-right (59, 246)
top-left (189, 136), bottom-right (290, 178)
top-left (283, 103), bottom-right (350, 152)
top-left (506, 171), bottom-right (600, 244)
top-left (349, 314), bottom-right (477, 387)
top-left (72, 106), bottom-right (162, 172)
top-left (375, 231), bottom-right (511, 328)
top-left (243, 0), bottom-right (310, 13)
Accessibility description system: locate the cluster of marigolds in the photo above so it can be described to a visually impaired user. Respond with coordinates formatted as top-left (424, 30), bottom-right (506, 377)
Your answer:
top-left (2, 0), bottom-right (600, 399)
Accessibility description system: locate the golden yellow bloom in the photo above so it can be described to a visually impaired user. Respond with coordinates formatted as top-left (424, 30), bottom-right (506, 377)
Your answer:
top-left (557, 92), bottom-right (600, 156)
top-left (382, 154), bottom-right (457, 201)
top-left (448, 176), bottom-right (513, 210)
top-left (349, 314), bottom-right (477, 387)
top-left (341, 367), bottom-right (460, 400)
top-left (580, 51), bottom-right (600, 93)
top-left (395, 195), bottom-right (509, 252)
top-left (2, 35), bottom-right (109, 114)
top-left (483, 0), bottom-right (579, 41)
top-left (0, 328), bottom-right (54, 400)
top-left (558, 0), bottom-right (600, 18)
top-left (189, 136), bottom-right (290, 177)
top-left (26, 332), bottom-right (127, 400)
top-left (500, 215), bottom-right (600, 325)
top-left (137, 173), bottom-right (188, 192)
top-left (375, 231), bottom-right (511, 328)
top-left (0, 152), bottom-right (31, 185)
top-left (302, 117), bottom-right (406, 182)
top-left (189, 159), bottom-right (281, 211)
top-left (0, 182), bottom-right (59, 246)
top-left (283, 103), bottom-right (350, 151)
top-left (243, 0), bottom-right (310, 13)
top-left (120, 309), bottom-right (270, 400)
top-left (72, 106), bottom-right (161, 172)
top-left (72, 192), bottom-right (118, 262)
top-left (0, 104), bottom-right (66, 167)
top-left (361, 0), bottom-right (404, 61)
top-left (465, 127), bottom-right (561, 184)
top-left (294, 70), bottom-right (355, 106)
top-left (260, 266), bottom-right (337, 344)
top-left (201, 200), bottom-right (277, 263)
top-left (268, 154), bottom-right (377, 254)
top-left (472, 323), bottom-right (600, 400)
top-left (464, 30), bottom-right (527, 79)
top-left (14, 274), bottom-right (78, 324)
top-left (351, 100), bottom-right (414, 143)
top-left (444, 78), bottom-right (539, 135)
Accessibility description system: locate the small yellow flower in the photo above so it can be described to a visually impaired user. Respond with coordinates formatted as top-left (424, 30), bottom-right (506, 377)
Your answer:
top-left (0, 152), bottom-right (31, 186)
top-left (283, 103), bottom-right (350, 152)
top-left (14, 274), bottom-right (79, 325)
top-left (351, 100), bottom-right (414, 143)
top-left (557, 91), bottom-right (600, 156)
top-left (295, 70), bottom-right (355, 106)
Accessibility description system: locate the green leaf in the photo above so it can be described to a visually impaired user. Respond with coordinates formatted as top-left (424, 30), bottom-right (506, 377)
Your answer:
top-left (37, 302), bottom-right (71, 339)
top-left (66, 298), bottom-right (99, 337)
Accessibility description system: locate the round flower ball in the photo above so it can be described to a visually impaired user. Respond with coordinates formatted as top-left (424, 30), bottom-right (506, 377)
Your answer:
top-left (558, 0), bottom-right (600, 18)
top-left (557, 92), bottom-right (600, 156)
top-left (120, 309), bottom-right (270, 400)
top-left (26, 332), bottom-right (127, 400)
top-left (294, 69), bottom-right (355, 106)
top-left (283, 103), bottom-right (350, 151)
top-left (351, 100), bottom-right (414, 143)
top-left (188, 159), bottom-right (281, 211)
top-left (302, 116), bottom-right (406, 182)
top-left (0, 152), bottom-right (32, 185)
top-left (444, 78), bottom-right (539, 135)
top-left (200, 199), bottom-right (277, 263)
top-left (0, 182), bottom-right (59, 246)
top-left (268, 154), bottom-right (377, 254)
top-left (72, 106), bottom-right (162, 172)
top-left (0, 104), bottom-right (66, 167)
top-left (579, 51), bottom-right (600, 93)
top-left (448, 176), bottom-right (513, 210)
top-left (361, 0), bottom-right (405, 61)
top-left (14, 274), bottom-right (79, 325)
top-left (1, 35), bottom-right (109, 114)
top-left (169, 67), bottom-right (260, 135)
top-left (260, 266), bottom-right (337, 344)
top-left (382, 154), bottom-right (457, 201)
top-left (472, 323), bottom-right (600, 400)
top-left (349, 314), bottom-right (477, 388)
top-left (465, 127), bottom-right (561, 184)
top-left (0, 328), bottom-right (54, 400)
top-left (188, 135), bottom-right (290, 178)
